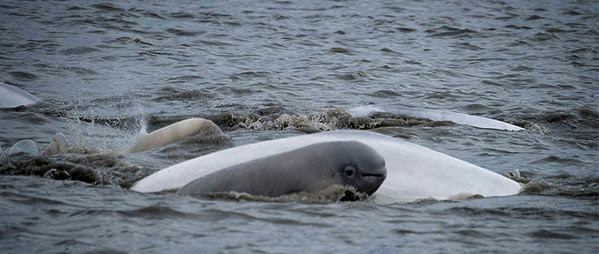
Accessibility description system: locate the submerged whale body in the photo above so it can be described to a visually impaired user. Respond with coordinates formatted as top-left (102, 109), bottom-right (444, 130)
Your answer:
top-left (177, 141), bottom-right (387, 198)
top-left (0, 83), bottom-right (41, 109)
top-left (349, 105), bottom-right (524, 131)
top-left (131, 130), bottom-right (521, 203)
top-left (7, 140), bottom-right (40, 156)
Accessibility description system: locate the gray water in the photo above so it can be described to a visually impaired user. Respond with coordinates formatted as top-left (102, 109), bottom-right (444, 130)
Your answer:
top-left (1, 0), bottom-right (598, 253)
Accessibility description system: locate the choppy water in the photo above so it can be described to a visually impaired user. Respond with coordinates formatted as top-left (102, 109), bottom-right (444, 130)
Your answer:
top-left (1, 0), bottom-right (598, 253)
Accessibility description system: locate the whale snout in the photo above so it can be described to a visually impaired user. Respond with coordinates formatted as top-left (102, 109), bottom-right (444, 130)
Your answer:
top-left (359, 166), bottom-right (387, 195)
top-left (334, 141), bottom-right (388, 196)
top-left (361, 168), bottom-right (387, 178)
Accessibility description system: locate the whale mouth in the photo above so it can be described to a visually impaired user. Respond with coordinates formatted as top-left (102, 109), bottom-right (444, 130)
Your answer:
top-left (359, 169), bottom-right (387, 195)
top-left (361, 171), bottom-right (387, 180)
top-left (361, 173), bottom-right (385, 178)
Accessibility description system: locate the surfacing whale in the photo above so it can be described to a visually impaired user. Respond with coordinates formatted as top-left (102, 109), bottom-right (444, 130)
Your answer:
top-left (131, 130), bottom-right (521, 203)
top-left (0, 83), bottom-right (41, 109)
top-left (349, 105), bottom-right (524, 131)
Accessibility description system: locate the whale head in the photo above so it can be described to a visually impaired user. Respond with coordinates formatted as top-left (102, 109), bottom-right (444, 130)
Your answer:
top-left (305, 141), bottom-right (387, 195)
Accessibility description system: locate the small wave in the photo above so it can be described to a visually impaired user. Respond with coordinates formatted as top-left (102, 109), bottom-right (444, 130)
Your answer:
top-left (91, 3), bottom-right (124, 12)
top-left (0, 191), bottom-right (70, 206)
top-left (500, 169), bottom-right (598, 200)
top-left (9, 71), bottom-right (38, 81)
top-left (502, 169), bottom-right (532, 184)
top-left (396, 27), bottom-right (416, 33)
top-left (119, 203), bottom-right (194, 219)
top-left (330, 47), bottom-right (352, 54)
top-left (153, 89), bottom-right (213, 102)
top-left (441, 205), bottom-right (598, 221)
top-left (526, 15), bottom-right (543, 21)
top-left (54, 239), bottom-right (94, 247)
top-left (532, 156), bottom-right (584, 165)
top-left (519, 176), bottom-right (599, 199)
top-left (0, 154), bottom-right (140, 188)
top-left (332, 71), bottom-right (368, 81)
top-left (428, 27), bottom-right (477, 38)
top-left (168, 12), bottom-right (195, 19)
top-left (529, 229), bottom-right (576, 240)
top-left (229, 71), bottom-right (270, 80)
top-left (235, 112), bottom-right (342, 132)
top-left (70, 114), bottom-right (141, 132)
top-left (367, 90), bottom-right (401, 98)
top-left (208, 108), bottom-right (449, 133)
top-left (523, 123), bottom-right (550, 135)
top-left (166, 28), bottom-right (205, 37)
top-left (59, 46), bottom-right (100, 55)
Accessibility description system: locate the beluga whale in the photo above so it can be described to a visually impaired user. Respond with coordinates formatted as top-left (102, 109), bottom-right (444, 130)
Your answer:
top-left (0, 83), bottom-right (42, 109)
top-left (122, 118), bottom-right (226, 154)
top-left (131, 128), bottom-right (522, 203)
top-left (349, 105), bottom-right (524, 131)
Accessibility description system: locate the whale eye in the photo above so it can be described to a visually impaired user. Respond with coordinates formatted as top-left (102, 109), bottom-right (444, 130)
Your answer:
top-left (343, 166), bottom-right (356, 177)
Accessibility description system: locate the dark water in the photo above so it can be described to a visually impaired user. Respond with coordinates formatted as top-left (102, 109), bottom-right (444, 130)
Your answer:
top-left (1, 0), bottom-right (598, 253)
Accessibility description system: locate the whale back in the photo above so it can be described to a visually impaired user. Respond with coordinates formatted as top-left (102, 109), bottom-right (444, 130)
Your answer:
top-left (0, 83), bottom-right (41, 109)
top-left (349, 105), bottom-right (524, 131)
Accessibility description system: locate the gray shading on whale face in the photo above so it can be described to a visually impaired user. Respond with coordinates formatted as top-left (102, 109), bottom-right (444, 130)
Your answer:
top-left (176, 141), bottom-right (387, 198)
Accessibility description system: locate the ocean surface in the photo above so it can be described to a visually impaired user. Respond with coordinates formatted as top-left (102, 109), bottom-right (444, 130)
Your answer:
top-left (1, 0), bottom-right (598, 253)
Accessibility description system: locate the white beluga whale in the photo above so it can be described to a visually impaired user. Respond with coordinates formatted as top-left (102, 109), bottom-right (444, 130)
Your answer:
top-left (131, 129), bottom-right (522, 203)
top-left (0, 83), bottom-right (42, 109)
top-left (7, 140), bottom-right (40, 156)
top-left (123, 118), bottom-right (226, 154)
top-left (349, 105), bottom-right (524, 131)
